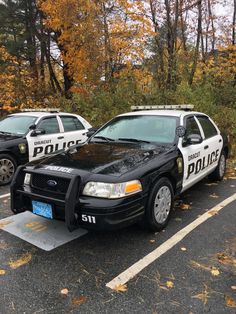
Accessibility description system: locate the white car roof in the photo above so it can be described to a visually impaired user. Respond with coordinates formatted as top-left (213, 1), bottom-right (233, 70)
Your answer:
top-left (11, 112), bottom-right (82, 118)
top-left (119, 110), bottom-right (207, 118)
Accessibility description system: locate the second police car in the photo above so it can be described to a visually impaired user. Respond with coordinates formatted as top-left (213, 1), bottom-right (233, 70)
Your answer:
top-left (11, 105), bottom-right (229, 232)
top-left (0, 109), bottom-right (92, 185)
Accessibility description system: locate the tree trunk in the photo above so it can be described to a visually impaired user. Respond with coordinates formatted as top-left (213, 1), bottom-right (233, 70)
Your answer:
top-left (188, 0), bottom-right (202, 86)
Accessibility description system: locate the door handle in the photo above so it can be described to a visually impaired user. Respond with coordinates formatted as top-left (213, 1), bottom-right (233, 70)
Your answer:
top-left (204, 145), bottom-right (209, 149)
top-left (57, 136), bottom-right (64, 139)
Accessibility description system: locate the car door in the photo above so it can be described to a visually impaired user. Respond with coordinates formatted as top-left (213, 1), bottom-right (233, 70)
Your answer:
top-left (179, 115), bottom-right (205, 191)
top-left (58, 115), bottom-right (88, 148)
top-left (195, 115), bottom-right (223, 175)
top-left (27, 116), bottom-right (62, 161)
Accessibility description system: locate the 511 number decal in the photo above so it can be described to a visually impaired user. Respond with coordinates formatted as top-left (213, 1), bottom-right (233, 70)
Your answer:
top-left (81, 214), bottom-right (96, 224)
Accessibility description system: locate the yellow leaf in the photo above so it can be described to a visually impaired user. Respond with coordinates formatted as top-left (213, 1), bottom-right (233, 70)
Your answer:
top-left (9, 252), bottom-right (32, 269)
top-left (231, 286), bottom-right (236, 290)
top-left (0, 269), bottom-right (6, 275)
top-left (60, 288), bottom-right (69, 295)
top-left (180, 203), bottom-right (191, 210)
top-left (166, 281), bottom-right (174, 288)
top-left (211, 267), bottom-right (220, 276)
top-left (113, 283), bottom-right (128, 292)
top-left (150, 240), bottom-right (155, 243)
top-left (225, 295), bottom-right (236, 308)
top-left (208, 210), bottom-right (219, 216)
top-left (181, 247), bottom-right (187, 251)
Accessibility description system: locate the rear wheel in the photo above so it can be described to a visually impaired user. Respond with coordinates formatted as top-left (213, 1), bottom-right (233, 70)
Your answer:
top-left (209, 151), bottom-right (226, 181)
top-left (145, 177), bottom-right (174, 231)
top-left (0, 154), bottom-right (16, 186)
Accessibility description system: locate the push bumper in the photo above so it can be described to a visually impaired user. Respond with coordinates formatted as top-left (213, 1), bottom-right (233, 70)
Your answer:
top-left (11, 167), bottom-right (146, 231)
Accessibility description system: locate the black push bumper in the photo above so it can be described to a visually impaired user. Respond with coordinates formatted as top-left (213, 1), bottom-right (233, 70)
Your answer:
top-left (11, 167), bottom-right (146, 231)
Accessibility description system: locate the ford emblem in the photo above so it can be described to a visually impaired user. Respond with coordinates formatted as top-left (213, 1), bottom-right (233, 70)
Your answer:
top-left (47, 180), bottom-right (57, 187)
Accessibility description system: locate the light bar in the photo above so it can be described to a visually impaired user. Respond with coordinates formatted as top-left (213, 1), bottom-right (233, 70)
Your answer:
top-left (131, 104), bottom-right (194, 111)
top-left (21, 108), bottom-right (60, 113)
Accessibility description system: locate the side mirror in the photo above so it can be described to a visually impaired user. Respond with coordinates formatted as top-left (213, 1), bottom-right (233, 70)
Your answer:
top-left (30, 128), bottom-right (46, 137)
top-left (29, 124), bottom-right (36, 130)
top-left (183, 134), bottom-right (202, 146)
top-left (87, 127), bottom-right (99, 138)
top-left (176, 126), bottom-right (186, 138)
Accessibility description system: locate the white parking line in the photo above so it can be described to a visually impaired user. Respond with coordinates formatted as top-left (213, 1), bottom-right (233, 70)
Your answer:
top-left (106, 193), bottom-right (236, 290)
top-left (0, 193), bottom-right (10, 200)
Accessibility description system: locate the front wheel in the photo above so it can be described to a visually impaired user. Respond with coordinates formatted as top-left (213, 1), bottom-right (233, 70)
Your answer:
top-left (209, 151), bottom-right (226, 181)
top-left (145, 177), bottom-right (174, 232)
top-left (0, 154), bottom-right (17, 186)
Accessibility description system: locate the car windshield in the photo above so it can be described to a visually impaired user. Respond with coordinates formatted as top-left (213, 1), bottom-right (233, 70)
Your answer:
top-left (92, 115), bottom-right (178, 144)
top-left (0, 115), bottom-right (37, 135)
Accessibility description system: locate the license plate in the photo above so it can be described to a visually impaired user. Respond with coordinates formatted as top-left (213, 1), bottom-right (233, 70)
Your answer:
top-left (32, 201), bottom-right (53, 219)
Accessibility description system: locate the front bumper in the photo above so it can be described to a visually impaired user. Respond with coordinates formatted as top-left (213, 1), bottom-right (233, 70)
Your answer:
top-left (11, 167), bottom-right (146, 231)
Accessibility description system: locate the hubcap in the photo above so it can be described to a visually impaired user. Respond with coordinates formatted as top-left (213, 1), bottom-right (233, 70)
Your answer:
top-left (219, 154), bottom-right (225, 178)
top-left (0, 158), bottom-right (15, 184)
top-left (154, 185), bottom-right (172, 224)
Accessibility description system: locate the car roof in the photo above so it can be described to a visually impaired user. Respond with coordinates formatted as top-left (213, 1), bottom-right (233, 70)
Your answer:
top-left (10, 112), bottom-right (81, 118)
top-left (119, 110), bottom-right (206, 118)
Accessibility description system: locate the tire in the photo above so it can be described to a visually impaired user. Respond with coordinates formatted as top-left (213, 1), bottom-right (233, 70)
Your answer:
top-left (208, 151), bottom-right (226, 181)
top-left (145, 177), bottom-right (174, 232)
top-left (0, 154), bottom-right (17, 186)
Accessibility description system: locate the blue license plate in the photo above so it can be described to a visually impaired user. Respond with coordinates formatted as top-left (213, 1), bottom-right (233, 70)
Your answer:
top-left (32, 201), bottom-right (53, 219)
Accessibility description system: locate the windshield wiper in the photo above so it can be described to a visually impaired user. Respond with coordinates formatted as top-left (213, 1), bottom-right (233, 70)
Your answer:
top-left (0, 131), bottom-right (14, 135)
top-left (93, 136), bottom-right (115, 142)
top-left (118, 138), bottom-right (150, 144)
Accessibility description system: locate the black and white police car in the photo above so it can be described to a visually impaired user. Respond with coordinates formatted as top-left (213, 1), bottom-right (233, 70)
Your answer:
top-left (11, 105), bottom-right (229, 232)
top-left (0, 109), bottom-right (91, 185)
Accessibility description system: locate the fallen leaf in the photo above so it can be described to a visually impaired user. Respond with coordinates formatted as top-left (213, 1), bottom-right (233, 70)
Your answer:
top-left (9, 252), bottom-right (32, 269)
top-left (0, 220), bottom-right (12, 229)
top-left (60, 288), bottom-right (69, 295)
top-left (192, 285), bottom-right (210, 305)
top-left (181, 247), bottom-right (187, 251)
top-left (113, 283), bottom-right (128, 292)
top-left (228, 176), bottom-right (236, 180)
top-left (208, 210), bottom-right (219, 216)
top-left (190, 260), bottom-right (210, 272)
top-left (175, 217), bottom-right (182, 222)
top-left (180, 203), bottom-right (191, 210)
top-left (225, 295), bottom-right (236, 308)
top-left (0, 269), bottom-right (6, 275)
top-left (231, 286), bottom-right (236, 290)
top-left (230, 185), bottom-right (235, 188)
top-left (211, 267), bottom-right (220, 276)
top-left (209, 193), bottom-right (219, 198)
top-left (166, 281), bottom-right (174, 288)
top-left (71, 296), bottom-right (88, 306)
top-left (205, 182), bottom-right (218, 186)
top-left (150, 240), bottom-right (155, 243)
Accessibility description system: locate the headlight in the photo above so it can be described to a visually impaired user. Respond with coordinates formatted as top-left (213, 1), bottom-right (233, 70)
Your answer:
top-left (83, 180), bottom-right (142, 199)
top-left (24, 173), bottom-right (31, 185)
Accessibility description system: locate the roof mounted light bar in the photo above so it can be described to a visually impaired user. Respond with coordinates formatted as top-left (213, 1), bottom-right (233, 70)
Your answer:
top-left (131, 104), bottom-right (194, 111)
top-left (21, 108), bottom-right (60, 113)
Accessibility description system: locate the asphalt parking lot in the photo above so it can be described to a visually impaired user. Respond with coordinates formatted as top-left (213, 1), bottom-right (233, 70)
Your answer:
top-left (0, 175), bottom-right (236, 313)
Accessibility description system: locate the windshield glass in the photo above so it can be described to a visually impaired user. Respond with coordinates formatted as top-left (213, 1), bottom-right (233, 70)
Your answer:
top-left (93, 115), bottom-right (178, 144)
top-left (0, 115), bottom-right (37, 135)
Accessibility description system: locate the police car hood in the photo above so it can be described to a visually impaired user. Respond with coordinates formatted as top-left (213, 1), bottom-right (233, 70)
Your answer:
top-left (30, 142), bottom-right (170, 177)
top-left (0, 133), bottom-right (22, 143)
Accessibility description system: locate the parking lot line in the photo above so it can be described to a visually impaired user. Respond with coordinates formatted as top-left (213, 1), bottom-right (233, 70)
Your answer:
top-left (106, 192), bottom-right (236, 290)
top-left (0, 193), bottom-right (10, 199)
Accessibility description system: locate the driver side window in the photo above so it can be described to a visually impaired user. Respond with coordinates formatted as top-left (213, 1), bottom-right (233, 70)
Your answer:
top-left (185, 116), bottom-right (201, 137)
top-left (37, 117), bottom-right (60, 134)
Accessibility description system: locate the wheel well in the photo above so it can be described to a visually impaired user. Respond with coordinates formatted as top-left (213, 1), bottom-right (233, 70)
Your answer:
top-left (152, 173), bottom-right (177, 194)
top-left (0, 151), bottom-right (18, 165)
top-left (223, 146), bottom-right (229, 158)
